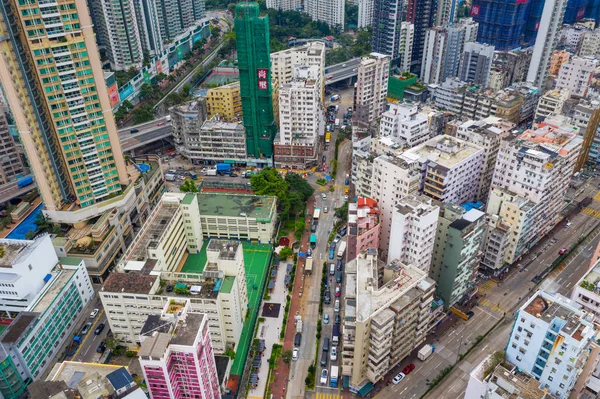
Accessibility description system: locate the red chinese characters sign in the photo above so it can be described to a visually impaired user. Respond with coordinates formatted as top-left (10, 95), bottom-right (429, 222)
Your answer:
top-left (470, 5), bottom-right (480, 16)
top-left (257, 68), bottom-right (268, 90)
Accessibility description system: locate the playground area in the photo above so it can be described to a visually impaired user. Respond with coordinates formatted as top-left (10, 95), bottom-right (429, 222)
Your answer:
top-left (200, 66), bottom-right (239, 88)
top-left (181, 240), bottom-right (272, 377)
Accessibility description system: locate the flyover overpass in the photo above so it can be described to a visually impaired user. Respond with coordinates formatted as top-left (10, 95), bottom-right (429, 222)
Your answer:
top-left (324, 58), bottom-right (360, 85)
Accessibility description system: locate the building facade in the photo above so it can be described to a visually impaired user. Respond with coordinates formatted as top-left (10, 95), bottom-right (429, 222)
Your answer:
top-left (556, 56), bottom-right (598, 98)
top-left (379, 102), bottom-right (430, 148)
top-left (357, 0), bottom-right (374, 28)
top-left (458, 42), bottom-right (495, 87)
top-left (471, 0), bottom-right (529, 50)
top-left (265, 0), bottom-right (302, 10)
top-left (548, 50), bottom-right (571, 75)
top-left (534, 89), bottom-right (570, 121)
top-left (406, 0), bottom-right (438, 74)
top-left (347, 197), bottom-right (381, 262)
top-left (353, 53), bottom-right (391, 128)
top-left (0, 111), bottom-right (23, 185)
top-left (235, 3), bottom-right (277, 159)
top-left (180, 118), bottom-right (248, 165)
top-left (304, 0), bottom-right (345, 29)
top-left (206, 82), bottom-right (242, 120)
top-left (139, 312), bottom-right (221, 399)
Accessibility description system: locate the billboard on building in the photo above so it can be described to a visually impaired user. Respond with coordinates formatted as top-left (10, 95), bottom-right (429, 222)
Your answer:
top-left (107, 83), bottom-right (120, 107)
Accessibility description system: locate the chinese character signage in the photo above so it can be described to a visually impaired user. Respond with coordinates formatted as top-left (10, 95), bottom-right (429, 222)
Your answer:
top-left (257, 68), bottom-right (268, 90)
top-left (470, 5), bottom-right (480, 16)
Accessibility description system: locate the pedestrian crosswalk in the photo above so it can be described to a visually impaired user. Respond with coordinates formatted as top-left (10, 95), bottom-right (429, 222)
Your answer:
top-left (314, 393), bottom-right (343, 399)
top-left (593, 191), bottom-right (600, 201)
top-left (478, 280), bottom-right (496, 294)
top-left (582, 207), bottom-right (600, 219)
top-left (479, 298), bottom-right (508, 315)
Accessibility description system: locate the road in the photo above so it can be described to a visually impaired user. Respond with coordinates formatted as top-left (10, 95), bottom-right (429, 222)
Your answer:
top-left (325, 59), bottom-right (360, 85)
top-left (68, 298), bottom-right (110, 363)
top-left (118, 119), bottom-right (172, 152)
top-left (0, 178), bottom-right (36, 205)
top-left (287, 94), bottom-right (353, 399)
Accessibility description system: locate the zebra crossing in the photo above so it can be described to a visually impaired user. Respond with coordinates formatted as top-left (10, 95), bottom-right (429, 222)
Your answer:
top-left (314, 393), bottom-right (343, 399)
top-left (582, 207), bottom-right (600, 219)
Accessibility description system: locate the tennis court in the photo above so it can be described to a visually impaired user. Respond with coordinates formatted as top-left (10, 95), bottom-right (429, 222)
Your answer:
top-left (230, 242), bottom-right (272, 376)
top-left (201, 71), bottom-right (239, 88)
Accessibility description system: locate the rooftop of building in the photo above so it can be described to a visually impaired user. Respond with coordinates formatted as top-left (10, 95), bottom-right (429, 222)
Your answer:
top-left (139, 313), bottom-right (204, 358)
top-left (27, 380), bottom-right (77, 399)
top-left (207, 239), bottom-right (241, 260)
top-left (395, 196), bottom-right (437, 217)
top-left (196, 192), bottom-right (275, 221)
top-left (459, 117), bottom-right (516, 137)
top-left (140, 314), bottom-right (174, 337)
top-left (540, 88), bottom-right (570, 101)
top-left (30, 267), bottom-right (76, 314)
top-left (523, 292), bottom-right (593, 342)
top-left (471, 356), bottom-right (547, 399)
top-left (406, 135), bottom-right (482, 168)
top-left (352, 250), bottom-right (428, 322)
top-left (578, 259), bottom-right (600, 295)
top-left (201, 118), bottom-right (244, 131)
top-left (517, 122), bottom-right (582, 157)
top-left (172, 100), bottom-right (206, 114)
top-left (1, 312), bottom-right (36, 344)
top-left (46, 361), bottom-right (129, 387)
top-left (0, 237), bottom-right (41, 268)
top-left (101, 272), bottom-right (157, 295)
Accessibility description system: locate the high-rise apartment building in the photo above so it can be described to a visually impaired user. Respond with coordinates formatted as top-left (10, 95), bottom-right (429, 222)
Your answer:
top-left (353, 53), bottom-right (390, 128)
top-left (347, 197), bottom-right (381, 262)
top-left (270, 42), bottom-right (325, 102)
top-left (406, 0), bottom-right (438, 74)
top-left (358, 0), bottom-right (374, 28)
top-left (488, 48), bottom-right (532, 91)
top-left (506, 291), bottom-right (595, 398)
top-left (388, 196), bottom-right (439, 272)
top-left (526, 0), bottom-right (568, 88)
top-left (487, 122), bottom-right (582, 264)
top-left (180, 117), bottom-right (248, 165)
top-left (572, 100), bottom-right (600, 168)
top-left (305, 0), bottom-right (345, 29)
top-left (471, 0), bottom-right (529, 50)
top-left (275, 65), bottom-right (324, 169)
top-left (399, 23), bottom-right (415, 73)
top-left (371, 0), bottom-right (411, 66)
top-left (430, 206), bottom-right (484, 309)
top-left (235, 3), bottom-right (277, 159)
top-left (265, 0), bottom-right (301, 11)
top-left (421, 27), bottom-right (449, 85)
top-left (0, 111), bottom-right (23, 185)
top-left (139, 312), bottom-right (221, 399)
top-left (88, 0), bottom-right (144, 71)
top-left (579, 29), bottom-right (600, 57)
top-left (436, 0), bottom-right (459, 25)
top-left (133, 0), bottom-right (164, 56)
top-left (455, 117), bottom-right (514, 201)
top-left (556, 56), bottom-right (598, 98)
top-left (0, 0), bottom-right (131, 221)
top-left (458, 42), bottom-right (495, 87)
top-left (379, 102), bottom-right (430, 148)
top-left (534, 89), bottom-right (570, 121)
top-left (548, 50), bottom-right (571, 75)
top-left (154, 0), bottom-right (205, 43)
top-left (343, 250), bottom-right (436, 392)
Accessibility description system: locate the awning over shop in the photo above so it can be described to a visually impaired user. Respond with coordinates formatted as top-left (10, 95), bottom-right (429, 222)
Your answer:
top-left (358, 382), bottom-right (374, 397)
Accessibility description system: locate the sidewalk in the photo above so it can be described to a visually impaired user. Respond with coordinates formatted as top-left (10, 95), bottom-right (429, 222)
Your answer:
top-left (270, 199), bottom-right (316, 399)
top-left (247, 259), bottom-right (290, 399)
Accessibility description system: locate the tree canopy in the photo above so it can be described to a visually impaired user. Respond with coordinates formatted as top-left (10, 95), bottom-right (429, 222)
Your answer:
top-left (180, 180), bottom-right (199, 193)
top-left (250, 168), bottom-right (314, 218)
top-left (325, 28), bottom-right (372, 66)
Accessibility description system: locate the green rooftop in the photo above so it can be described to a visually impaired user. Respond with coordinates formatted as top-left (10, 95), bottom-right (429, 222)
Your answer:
top-left (197, 193), bottom-right (275, 222)
top-left (220, 276), bottom-right (235, 294)
top-left (59, 256), bottom-right (83, 266)
top-left (182, 193), bottom-right (196, 205)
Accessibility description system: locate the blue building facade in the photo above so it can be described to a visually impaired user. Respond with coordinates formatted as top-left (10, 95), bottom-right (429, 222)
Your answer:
top-left (471, 0), bottom-right (530, 50)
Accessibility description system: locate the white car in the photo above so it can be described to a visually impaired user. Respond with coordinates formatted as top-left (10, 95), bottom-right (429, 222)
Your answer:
top-left (90, 308), bottom-right (99, 318)
top-left (333, 236), bottom-right (341, 244)
top-left (330, 346), bottom-right (337, 361)
top-left (292, 348), bottom-right (299, 361)
top-left (320, 368), bottom-right (328, 385)
top-left (323, 207), bottom-right (329, 213)
top-left (392, 372), bottom-right (406, 384)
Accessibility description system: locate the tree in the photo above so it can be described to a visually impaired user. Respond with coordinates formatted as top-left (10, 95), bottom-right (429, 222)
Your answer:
top-left (345, 1), bottom-right (358, 28)
top-left (179, 180), bottom-right (199, 193)
top-left (104, 337), bottom-right (119, 352)
top-left (224, 349), bottom-right (236, 360)
top-left (282, 350), bottom-right (293, 363)
top-left (132, 105), bottom-right (155, 124)
top-left (279, 246), bottom-right (293, 260)
top-left (211, 25), bottom-right (222, 38)
top-left (156, 73), bottom-right (167, 84)
top-left (334, 201), bottom-right (349, 221)
top-left (285, 173), bottom-right (314, 202)
top-left (139, 82), bottom-right (156, 100)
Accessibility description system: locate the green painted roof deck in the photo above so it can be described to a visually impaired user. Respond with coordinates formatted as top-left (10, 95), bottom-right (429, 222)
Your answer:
top-left (182, 193), bottom-right (196, 205)
top-left (197, 193), bottom-right (275, 222)
top-left (59, 256), bottom-right (83, 266)
top-left (220, 276), bottom-right (235, 294)
top-left (182, 241), bottom-right (208, 273)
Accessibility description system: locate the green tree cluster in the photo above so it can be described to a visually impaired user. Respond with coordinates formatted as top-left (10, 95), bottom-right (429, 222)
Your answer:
top-left (179, 180), bottom-right (199, 193)
top-left (345, 1), bottom-right (358, 28)
top-left (114, 100), bottom-right (133, 123)
top-left (132, 104), bottom-right (155, 124)
top-left (250, 168), bottom-right (314, 219)
top-left (325, 28), bottom-right (372, 66)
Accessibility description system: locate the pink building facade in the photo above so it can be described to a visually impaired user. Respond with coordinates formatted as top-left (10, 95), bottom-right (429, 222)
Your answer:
top-left (346, 197), bottom-right (381, 262)
top-left (140, 312), bottom-right (221, 399)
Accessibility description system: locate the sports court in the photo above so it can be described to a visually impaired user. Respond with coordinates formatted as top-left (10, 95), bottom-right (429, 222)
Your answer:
top-left (200, 71), bottom-right (239, 88)
top-left (182, 240), bottom-right (272, 376)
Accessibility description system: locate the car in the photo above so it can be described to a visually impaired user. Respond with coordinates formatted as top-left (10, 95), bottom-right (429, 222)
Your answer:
top-left (466, 311), bottom-right (475, 320)
top-left (293, 348), bottom-right (299, 361)
top-left (90, 308), bottom-right (99, 318)
top-left (157, 122), bottom-right (166, 126)
top-left (323, 313), bottom-right (329, 324)
top-left (307, 248), bottom-right (312, 257)
top-left (94, 323), bottom-right (105, 335)
top-left (335, 286), bottom-right (341, 297)
top-left (324, 145), bottom-right (329, 151)
top-left (333, 236), bottom-right (341, 244)
top-left (166, 284), bottom-right (174, 292)
top-left (130, 129), bottom-right (139, 134)
top-left (322, 193), bottom-right (327, 200)
top-left (566, 222), bottom-right (572, 227)
top-left (392, 372), bottom-right (406, 384)
top-left (403, 364), bottom-right (416, 374)
top-left (322, 155), bottom-right (327, 162)
top-left (81, 322), bottom-right (93, 335)
top-left (323, 207), bottom-right (329, 213)
top-left (334, 299), bottom-right (340, 312)
top-left (320, 369), bottom-right (328, 384)
top-left (338, 227), bottom-right (347, 236)
top-left (230, 173), bottom-right (238, 177)
top-left (335, 314), bottom-right (341, 324)
top-left (330, 346), bottom-right (337, 361)
top-left (96, 341), bottom-right (106, 353)
top-left (324, 291), bottom-right (331, 304)
top-left (294, 333), bottom-right (302, 346)
top-left (344, 194), bottom-right (348, 200)
top-left (342, 63), bottom-right (347, 67)
top-left (337, 260), bottom-right (343, 271)
top-left (327, 76), bottom-right (332, 80)
top-left (559, 247), bottom-right (568, 255)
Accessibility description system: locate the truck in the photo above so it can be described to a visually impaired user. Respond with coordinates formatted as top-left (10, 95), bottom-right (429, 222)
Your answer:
top-left (330, 366), bottom-right (339, 388)
top-left (204, 169), bottom-right (217, 176)
top-left (66, 336), bottom-right (82, 356)
top-left (335, 119), bottom-right (340, 128)
top-left (325, 132), bottom-right (331, 143)
top-left (216, 163), bottom-right (231, 174)
top-left (337, 241), bottom-right (346, 259)
top-left (310, 234), bottom-right (317, 249)
top-left (330, 94), bottom-right (340, 102)
top-left (165, 173), bottom-right (176, 182)
top-left (313, 208), bottom-right (321, 220)
top-left (17, 176), bottom-right (33, 188)
top-left (305, 257), bottom-right (313, 274)
top-left (332, 325), bottom-right (340, 346)
top-left (418, 344), bottom-right (434, 361)
top-left (296, 318), bottom-right (303, 334)
top-left (165, 115), bottom-right (171, 122)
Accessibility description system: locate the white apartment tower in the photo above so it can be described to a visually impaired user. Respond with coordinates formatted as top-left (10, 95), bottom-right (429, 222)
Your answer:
top-left (379, 102), bottom-right (430, 148)
top-left (358, 0), bottom-right (374, 28)
top-left (579, 29), bottom-right (600, 58)
top-left (556, 56), bottom-right (598, 98)
top-left (506, 291), bottom-right (596, 398)
top-left (421, 27), bottom-right (448, 85)
top-left (399, 22), bottom-right (415, 73)
top-left (458, 42), bottom-right (495, 88)
top-left (305, 0), bottom-right (345, 30)
top-left (526, 0), bottom-right (568, 88)
top-left (487, 122), bottom-right (582, 264)
top-left (265, 0), bottom-right (302, 11)
top-left (388, 196), bottom-right (439, 272)
top-left (534, 89), bottom-right (570, 122)
top-left (354, 53), bottom-right (391, 128)
top-left (89, 0), bottom-right (144, 71)
top-left (275, 65), bottom-right (324, 168)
